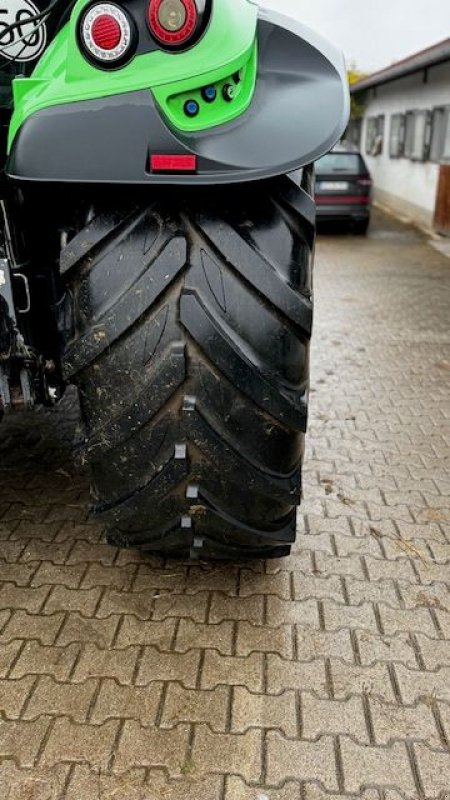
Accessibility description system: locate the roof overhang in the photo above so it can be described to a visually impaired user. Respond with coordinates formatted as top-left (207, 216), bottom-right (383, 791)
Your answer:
top-left (351, 38), bottom-right (450, 94)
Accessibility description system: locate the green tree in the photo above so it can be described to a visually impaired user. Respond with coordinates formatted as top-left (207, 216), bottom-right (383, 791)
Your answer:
top-left (348, 66), bottom-right (368, 119)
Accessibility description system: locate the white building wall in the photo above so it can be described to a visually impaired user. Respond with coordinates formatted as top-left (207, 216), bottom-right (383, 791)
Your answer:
top-left (360, 62), bottom-right (450, 228)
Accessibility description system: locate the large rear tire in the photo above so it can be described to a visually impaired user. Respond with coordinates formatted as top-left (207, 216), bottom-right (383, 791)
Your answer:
top-left (60, 175), bottom-right (315, 559)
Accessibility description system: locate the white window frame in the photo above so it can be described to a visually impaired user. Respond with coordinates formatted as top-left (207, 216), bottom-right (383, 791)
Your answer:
top-left (430, 106), bottom-right (450, 164)
top-left (404, 109), bottom-right (432, 162)
top-left (365, 115), bottom-right (385, 156)
top-left (389, 113), bottom-right (406, 159)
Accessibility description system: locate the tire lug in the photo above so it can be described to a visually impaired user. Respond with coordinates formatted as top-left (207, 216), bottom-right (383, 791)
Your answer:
top-left (175, 443), bottom-right (187, 460)
top-left (183, 395), bottom-right (196, 412)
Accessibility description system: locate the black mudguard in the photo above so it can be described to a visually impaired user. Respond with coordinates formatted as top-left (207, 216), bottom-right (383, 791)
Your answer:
top-left (6, 7), bottom-right (349, 185)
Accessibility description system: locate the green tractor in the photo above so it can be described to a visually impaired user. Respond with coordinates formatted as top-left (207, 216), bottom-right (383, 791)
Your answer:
top-left (0, 0), bottom-right (349, 559)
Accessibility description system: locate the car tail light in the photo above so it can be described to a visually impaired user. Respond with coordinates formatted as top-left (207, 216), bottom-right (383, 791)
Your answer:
top-left (148, 0), bottom-right (198, 47)
top-left (80, 3), bottom-right (135, 66)
top-left (358, 178), bottom-right (372, 188)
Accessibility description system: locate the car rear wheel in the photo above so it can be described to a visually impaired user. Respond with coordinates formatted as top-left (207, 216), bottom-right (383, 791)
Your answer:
top-left (60, 174), bottom-right (315, 559)
top-left (354, 218), bottom-right (370, 235)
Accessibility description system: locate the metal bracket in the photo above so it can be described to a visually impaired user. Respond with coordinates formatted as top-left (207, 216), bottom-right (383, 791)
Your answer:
top-left (0, 256), bottom-right (34, 412)
top-left (0, 257), bottom-right (18, 328)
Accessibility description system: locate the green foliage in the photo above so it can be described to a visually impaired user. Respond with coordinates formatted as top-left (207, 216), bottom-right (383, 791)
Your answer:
top-left (348, 67), bottom-right (368, 119)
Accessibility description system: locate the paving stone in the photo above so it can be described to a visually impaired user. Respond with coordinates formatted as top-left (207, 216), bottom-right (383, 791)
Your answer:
top-left (0, 562), bottom-right (38, 586)
top-left (395, 664), bottom-right (450, 705)
top-left (175, 619), bottom-right (234, 655)
top-left (266, 655), bottom-right (327, 696)
top-left (378, 605), bottom-right (437, 638)
top-left (356, 630), bottom-right (418, 669)
top-left (136, 646), bottom-right (201, 688)
top-left (296, 628), bottom-right (354, 663)
top-left (266, 732), bottom-right (338, 790)
top-left (56, 612), bottom-right (119, 648)
top-left (91, 679), bottom-right (162, 725)
top-left (144, 769), bottom-right (224, 800)
top-left (11, 641), bottom-right (80, 681)
top-left (314, 552), bottom-right (366, 581)
top-left (161, 684), bottom-right (229, 732)
top-left (81, 563), bottom-right (137, 591)
top-left (0, 639), bottom-right (24, 678)
top-left (191, 725), bottom-right (263, 783)
top-left (0, 541), bottom-right (27, 563)
top-left (302, 694), bottom-right (369, 743)
top-left (31, 561), bottom-right (86, 588)
top-left (369, 696), bottom-right (442, 747)
top-left (322, 599), bottom-right (378, 632)
top-left (0, 718), bottom-right (50, 767)
top-left (366, 557), bottom-right (418, 584)
top-left (41, 718), bottom-right (121, 770)
top-left (292, 573), bottom-right (345, 603)
top-left (0, 761), bottom-right (69, 800)
top-left (113, 720), bottom-right (189, 775)
top-left (413, 743), bottom-right (450, 798)
top-left (238, 570), bottom-right (291, 598)
top-left (114, 616), bottom-right (176, 649)
top-left (297, 532), bottom-right (334, 555)
top-left (0, 610), bottom-right (64, 645)
top-left (72, 644), bottom-right (140, 685)
top-left (266, 597), bottom-right (319, 628)
top-left (201, 652), bottom-right (264, 692)
top-left (131, 565), bottom-right (186, 593)
top-left (340, 738), bottom-right (416, 794)
top-left (209, 593), bottom-right (265, 625)
top-left (345, 577), bottom-right (400, 607)
top-left (236, 622), bottom-right (294, 658)
top-left (96, 589), bottom-right (153, 620)
top-left (0, 675), bottom-right (35, 718)
top-left (65, 763), bottom-right (148, 800)
top-left (330, 660), bottom-right (397, 703)
top-left (44, 585), bottom-right (102, 616)
top-left (10, 521), bottom-right (62, 543)
top-left (20, 539), bottom-right (73, 564)
top-left (225, 776), bottom-right (301, 800)
top-left (66, 541), bottom-right (116, 566)
top-left (334, 533), bottom-right (384, 558)
top-left (415, 634), bottom-right (450, 670)
top-left (231, 686), bottom-right (296, 737)
top-left (152, 591), bottom-right (209, 622)
top-left (23, 676), bottom-right (98, 723)
top-left (183, 565), bottom-right (239, 594)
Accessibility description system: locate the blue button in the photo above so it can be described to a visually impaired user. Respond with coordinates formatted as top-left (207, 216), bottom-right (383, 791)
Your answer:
top-left (202, 86), bottom-right (217, 103)
top-left (184, 100), bottom-right (200, 118)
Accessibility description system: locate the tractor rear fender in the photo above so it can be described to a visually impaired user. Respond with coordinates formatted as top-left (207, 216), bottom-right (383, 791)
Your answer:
top-left (6, 0), bottom-right (350, 184)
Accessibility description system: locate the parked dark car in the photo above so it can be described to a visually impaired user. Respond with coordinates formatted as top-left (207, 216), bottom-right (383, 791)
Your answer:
top-left (315, 144), bottom-right (373, 234)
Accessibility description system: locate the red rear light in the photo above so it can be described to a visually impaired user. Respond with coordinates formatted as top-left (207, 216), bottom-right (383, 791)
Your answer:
top-left (151, 154), bottom-right (197, 173)
top-left (148, 0), bottom-right (198, 47)
top-left (91, 14), bottom-right (122, 50)
top-left (80, 3), bottom-right (135, 66)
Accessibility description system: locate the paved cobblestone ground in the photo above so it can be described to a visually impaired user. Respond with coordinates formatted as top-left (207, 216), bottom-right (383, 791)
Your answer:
top-left (0, 209), bottom-right (449, 799)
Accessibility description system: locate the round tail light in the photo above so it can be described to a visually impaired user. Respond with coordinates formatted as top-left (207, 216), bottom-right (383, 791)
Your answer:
top-left (80, 3), bottom-right (135, 66)
top-left (148, 0), bottom-right (198, 47)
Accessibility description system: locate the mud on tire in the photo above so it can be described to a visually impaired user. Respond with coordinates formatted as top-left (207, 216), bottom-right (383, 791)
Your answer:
top-left (60, 173), bottom-right (315, 559)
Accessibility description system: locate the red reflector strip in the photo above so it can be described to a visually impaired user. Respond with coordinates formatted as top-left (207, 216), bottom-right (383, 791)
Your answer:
top-left (316, 195), bottom-right (370, 206)
top-left (151, 154), bottom-right (197, 173)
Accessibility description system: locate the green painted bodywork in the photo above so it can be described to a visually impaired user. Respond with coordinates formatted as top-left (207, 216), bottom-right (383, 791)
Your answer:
top-left (8, 0), bottom-right (258, 151)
